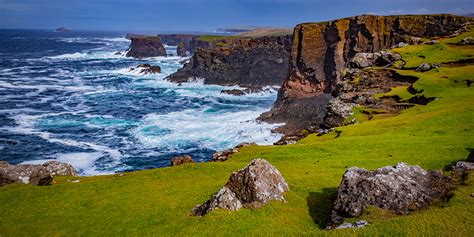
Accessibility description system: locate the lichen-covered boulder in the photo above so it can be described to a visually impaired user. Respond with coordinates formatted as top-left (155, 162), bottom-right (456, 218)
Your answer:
top-left (0, 160), bottom-right (77, 186)
top-left (192, 158), bottom-right (288, 216)
top-left (42, 161), bottom-right (77, 176)
top-left (0, 162), bottom-right (53, 186)
top-left (170, 155), bottom-right (194, 166)
top-left (349, 51), bottom-right (402, 69)
top-left (330, 163), bottom-right (453, 225)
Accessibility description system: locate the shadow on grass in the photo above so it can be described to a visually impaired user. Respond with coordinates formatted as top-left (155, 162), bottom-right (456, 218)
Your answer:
top-left (306, 187), bottom-right (338, 229)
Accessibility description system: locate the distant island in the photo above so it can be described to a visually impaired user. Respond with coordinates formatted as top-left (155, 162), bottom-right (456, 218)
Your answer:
top-left (55, 27), bottom-right (71, 32)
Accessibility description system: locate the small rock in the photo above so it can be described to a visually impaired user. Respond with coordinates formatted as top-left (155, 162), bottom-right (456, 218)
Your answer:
top-left (192, 159), bottom-right (288, 216)
top-left (170, 155), bottom-right (194, 166)
top-left (129, 64), bottom-right (161, 74)
top-left (470, 193), bottom-right (474, 198)
top-left (211, 148), bottom-right (239, 162)
top-left (415, 63), bottom-right (432, 72)
top-left (393, 42), bottom-right (409, 48)
top-left (457, 37), bottom-right (474, 45)
top-left (422, 40), bottom-right (439, 45)
top-left (333, 220), bottom-right (369, 229)
top-left (454, 161), bottom-right (474, 171)
top-left (71, 180), bottom-right (81, 183)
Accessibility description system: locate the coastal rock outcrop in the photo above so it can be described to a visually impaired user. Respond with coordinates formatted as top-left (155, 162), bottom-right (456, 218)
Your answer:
top-left (167, 35), bottom-right (293, 89)
top-left (349, 51), bottom-right (402, 68)
top-left (170, 155), bottom-right (194, 166)
top-left (261, 14), bottom-right (472, 134)
top-left (1, 161), bottom-right (77, 186)
top-left (42, 161), bottom-right (77, 176)
top-left (192, 159), bottom-right (288, 216)
top-left (129, 64), bottom-right (161, 74)
top-left (329, 163), bottom-right (453, 226)
top-left (211, 142), bottom-right (256, 162)
top-left (126, 36), bottom-right (167, 58)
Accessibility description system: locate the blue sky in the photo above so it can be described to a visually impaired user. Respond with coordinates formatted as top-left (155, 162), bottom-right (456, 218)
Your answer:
top-left (0, 0), bottom-right (473, 32)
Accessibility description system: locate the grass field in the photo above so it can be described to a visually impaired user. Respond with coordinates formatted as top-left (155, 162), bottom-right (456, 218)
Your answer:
top-left (1, 29), bottom-right (473, 236)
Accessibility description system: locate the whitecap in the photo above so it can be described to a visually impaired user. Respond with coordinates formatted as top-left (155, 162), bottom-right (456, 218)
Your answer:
top-left (132, 108), bottom-right (282, 152)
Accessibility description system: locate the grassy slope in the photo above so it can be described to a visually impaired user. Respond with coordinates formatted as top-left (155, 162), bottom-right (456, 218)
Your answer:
top-left (1, 31), bottom-right (474, 236)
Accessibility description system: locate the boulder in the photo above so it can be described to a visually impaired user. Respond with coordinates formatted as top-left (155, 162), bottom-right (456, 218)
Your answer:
top-left (415, 63), bottom-right (438, 72)
top-left (0, 162), bottom-right (53, 186)
top-left (0, 160), bottom-right (77, 186)
top-left (129, 64), bottom-right (161, 74)
top-left (422, 40), bottom-right (440, 45)
top-left (330, 163), bottom-right (453, 225)
top-left (192, 159), bottom-right (288, 216)
top-left (393, 42), bottom-right (409, 48)
top-left (170, 155), bottom-right (194, 166)
top-left (211, 148), bottom-right (239, 162)
top-left (349, 51), bottom-right (402, 68)
top-left (126, 36), bottom-right (167, 59)
top-left (457, 37), bottom-right (474, 45)
top-left (42, 161), bottom-right (77, 176)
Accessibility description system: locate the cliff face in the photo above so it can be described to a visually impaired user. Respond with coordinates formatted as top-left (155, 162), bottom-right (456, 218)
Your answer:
top-left (260, 14), bottom-right (471, 133)
top-left (167, 35), bottom-right (293, 88)
top-left (126, 36), bottom-right (167, 58)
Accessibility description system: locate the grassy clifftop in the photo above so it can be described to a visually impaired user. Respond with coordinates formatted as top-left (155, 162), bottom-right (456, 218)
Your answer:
top-left (1, 29), bottom-right (473, 236)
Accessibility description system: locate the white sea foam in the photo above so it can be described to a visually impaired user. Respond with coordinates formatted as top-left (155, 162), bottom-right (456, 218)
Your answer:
top-left (47, 51), bottom-right (126, 60)
top-left (20, 152), bottom-right (107, 176)
top-left (6, 114), bottom-right (122, 176)
top-left (133, 108), bottom-right (282, 152)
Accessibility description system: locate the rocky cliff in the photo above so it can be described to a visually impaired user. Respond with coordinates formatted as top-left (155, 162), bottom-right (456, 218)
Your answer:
top-left (260, 14), bottom-right (471, 133)
top-left (167, 35), bottom-right (292, 89)
top-left (126, 36), bottom-right (167, 58)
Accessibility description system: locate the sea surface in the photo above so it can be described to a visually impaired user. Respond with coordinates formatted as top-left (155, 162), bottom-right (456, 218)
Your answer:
top-left (0, 29), bottom-right (281, 175)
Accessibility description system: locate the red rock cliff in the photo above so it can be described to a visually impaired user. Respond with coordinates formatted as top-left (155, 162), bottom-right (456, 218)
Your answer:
top-left (260, 14), bottom-right (471, 133)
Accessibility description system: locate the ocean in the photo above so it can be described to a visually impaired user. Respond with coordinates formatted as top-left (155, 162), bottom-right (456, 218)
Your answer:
top-left (0, 29), bottom-right (282, 175)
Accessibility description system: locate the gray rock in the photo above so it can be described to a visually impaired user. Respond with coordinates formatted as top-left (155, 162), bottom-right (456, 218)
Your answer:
top-left (192, 158), bottom-right (288, 216)
top-left (330, 163), bottom-right (453, 225)
top-left (349, 50), bottom-right (401, 68)
top-left (422, 40), bottom-right (440, 45)
top-left (457, 37), bottom-right (474, 45)
top-left (333, 220), bottom-right (369, 229)
top-left (42, 161), bottom-right (77, 176)
top-left (393, 42), bottom-right (409, 48)
top-left (0, 160), bottom-right (77, 186)
top-left (454, 161), bottom-right (474, 171)
top-left (415, 63), bottom-right (433, 72)
top-left (0, 162), bottom-right (53, 186)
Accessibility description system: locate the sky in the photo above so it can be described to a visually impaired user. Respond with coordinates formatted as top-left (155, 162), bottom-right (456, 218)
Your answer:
top-left (0, 0), bottom-right (473, 33)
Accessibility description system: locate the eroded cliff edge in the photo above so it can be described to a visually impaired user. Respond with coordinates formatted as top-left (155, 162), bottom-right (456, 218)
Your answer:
top-left (259, 14), bottom-right (471, 134)
top-left (167, 35), bottom-right (293, 89)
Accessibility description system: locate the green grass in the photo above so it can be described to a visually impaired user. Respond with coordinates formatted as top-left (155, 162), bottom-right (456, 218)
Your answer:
top-left (196, 35), bottom-right (238, 42)
top-left (1, 29), bottom-right (474, 237)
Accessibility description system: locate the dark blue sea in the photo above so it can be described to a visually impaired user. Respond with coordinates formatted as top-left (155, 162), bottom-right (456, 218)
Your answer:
top-left (0, 29), bottom-right (281, 175)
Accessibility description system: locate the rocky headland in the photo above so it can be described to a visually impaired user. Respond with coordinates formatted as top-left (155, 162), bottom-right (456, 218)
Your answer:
top-left (259, 14), bottom-right (472, 135)
top-left (166, 34), bottom-right (292, 90)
